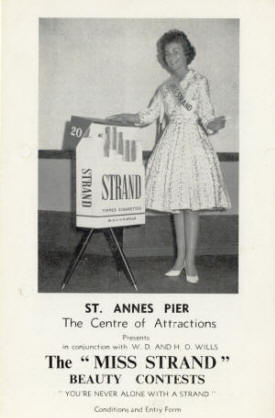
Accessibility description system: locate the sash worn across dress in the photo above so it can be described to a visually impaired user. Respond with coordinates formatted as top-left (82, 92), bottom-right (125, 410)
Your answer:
top-left (138, 69), bottom-right (231, 213)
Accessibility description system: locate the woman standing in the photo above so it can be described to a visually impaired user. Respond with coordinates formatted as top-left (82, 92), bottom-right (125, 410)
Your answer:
top-left (109, 29), bottom-right (231, 283)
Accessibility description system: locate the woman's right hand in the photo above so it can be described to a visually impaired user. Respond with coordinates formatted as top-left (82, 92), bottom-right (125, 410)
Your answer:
top-left (106, 113), bottom-right (140, 126)
top-left (107, 114), bottom-right (127, 123)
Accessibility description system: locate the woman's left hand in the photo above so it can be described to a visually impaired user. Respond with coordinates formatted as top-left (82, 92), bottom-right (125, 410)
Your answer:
top-left (207, 116), bottom-right (226, 134)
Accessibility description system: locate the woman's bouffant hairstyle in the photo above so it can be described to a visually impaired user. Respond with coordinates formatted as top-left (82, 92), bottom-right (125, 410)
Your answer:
top-left (157, 29), bottom-right (196, 71)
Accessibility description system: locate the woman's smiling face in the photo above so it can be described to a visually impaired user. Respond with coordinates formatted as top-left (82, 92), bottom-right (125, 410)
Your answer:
top-left (164, 42), bottom-right (187, 73)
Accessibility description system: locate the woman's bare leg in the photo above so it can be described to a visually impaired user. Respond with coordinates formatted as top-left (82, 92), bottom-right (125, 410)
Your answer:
top-left (184, 210), bottom-right (199, 276)
top-left (169, 211), bottom-right (186, 270)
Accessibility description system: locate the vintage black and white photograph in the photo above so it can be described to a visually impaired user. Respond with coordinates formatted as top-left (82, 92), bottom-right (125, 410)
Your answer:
top-left (38, 18), bottom-right (239, 293)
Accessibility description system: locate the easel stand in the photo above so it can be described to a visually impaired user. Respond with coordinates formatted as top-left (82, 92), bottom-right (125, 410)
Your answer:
top-left (61, 227), bottom-right (138, 291)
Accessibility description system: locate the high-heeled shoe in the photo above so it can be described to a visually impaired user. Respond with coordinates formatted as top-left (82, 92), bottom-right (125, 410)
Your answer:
top-left (186, 274), bottom-right (199, 284)
top-left (165, 263), bottom-right (185, 277)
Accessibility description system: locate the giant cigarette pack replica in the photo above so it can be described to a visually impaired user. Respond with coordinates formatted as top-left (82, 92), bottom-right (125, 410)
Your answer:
top-left (76, 121), bottom-right (145, 228)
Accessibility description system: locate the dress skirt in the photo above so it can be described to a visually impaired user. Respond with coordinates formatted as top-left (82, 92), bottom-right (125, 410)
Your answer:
top-left (145, 119), bottom-right (231, 213)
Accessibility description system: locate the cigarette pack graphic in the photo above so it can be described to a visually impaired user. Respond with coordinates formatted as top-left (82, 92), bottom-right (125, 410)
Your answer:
top-left (76, 123), bottom-right (145, 228)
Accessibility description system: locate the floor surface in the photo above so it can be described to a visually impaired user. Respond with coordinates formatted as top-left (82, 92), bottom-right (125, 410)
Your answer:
top-left (39, 251), bottom-right (238, 294)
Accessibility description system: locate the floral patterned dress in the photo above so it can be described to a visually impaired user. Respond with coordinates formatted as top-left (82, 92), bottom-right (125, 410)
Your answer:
top-left (138, 68), bottom-right (231, 212)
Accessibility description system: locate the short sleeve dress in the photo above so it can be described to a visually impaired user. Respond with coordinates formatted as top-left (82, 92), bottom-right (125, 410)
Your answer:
top-left (138, 68), bottom-right (231, 212)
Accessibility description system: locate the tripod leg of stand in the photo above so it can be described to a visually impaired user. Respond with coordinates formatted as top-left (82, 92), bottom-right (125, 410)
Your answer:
top-left (115, 227), bottom-right (124, 273)
top-left (61, 229), bottom-right (95, 290)
top-left (109, 228), bottom-right (138, 291)
top-left (103, 227), bottom-right (124, 279)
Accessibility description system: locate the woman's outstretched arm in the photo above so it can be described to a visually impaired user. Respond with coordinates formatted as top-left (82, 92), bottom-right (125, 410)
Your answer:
top-left (107, 87), bottom-right (164, 127)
